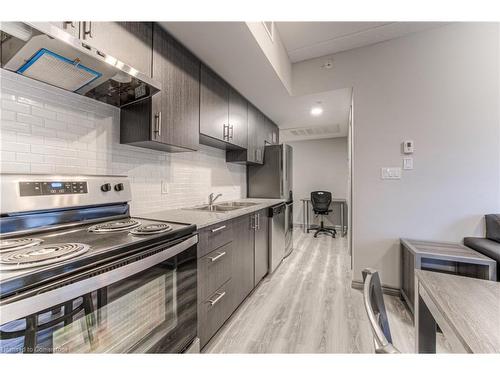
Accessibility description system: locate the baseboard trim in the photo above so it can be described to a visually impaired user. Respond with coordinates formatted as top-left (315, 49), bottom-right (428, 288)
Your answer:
top-left (351, 280), bottom-right (401, 297)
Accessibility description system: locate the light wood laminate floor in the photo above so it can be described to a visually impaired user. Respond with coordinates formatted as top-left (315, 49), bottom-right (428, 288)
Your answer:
top-left (204, 229), bottom-right (450, 353)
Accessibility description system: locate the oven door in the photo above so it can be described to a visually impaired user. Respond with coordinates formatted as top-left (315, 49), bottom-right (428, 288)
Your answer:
top-left (0, 234), bottom-right (198, 354)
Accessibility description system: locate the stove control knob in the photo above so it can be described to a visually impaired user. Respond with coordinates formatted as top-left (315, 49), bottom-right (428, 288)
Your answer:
top-left (114, 183), bottom-right (124, 192)
top-left (101, 183), bottom-right (112, 192)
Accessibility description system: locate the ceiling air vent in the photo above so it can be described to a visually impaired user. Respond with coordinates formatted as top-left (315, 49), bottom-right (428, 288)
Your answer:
top-left (263, 22), bottom-right (275, 42)
top-left (280, 124), bottom-right (342, 142)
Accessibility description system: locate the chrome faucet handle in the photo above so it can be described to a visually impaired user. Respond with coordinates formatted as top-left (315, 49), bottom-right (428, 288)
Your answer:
top-left (208, 193), bottom-right (222, 206)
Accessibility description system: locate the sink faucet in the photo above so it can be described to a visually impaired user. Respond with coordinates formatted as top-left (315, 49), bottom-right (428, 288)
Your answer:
top-left (208, 193), bottom-right (222, 206)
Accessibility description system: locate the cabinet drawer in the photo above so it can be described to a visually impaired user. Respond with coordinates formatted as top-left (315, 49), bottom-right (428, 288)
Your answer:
top-left (198, 221), bottom-right (233, 258)
top-left (199, 279), bottom-right (233, 348)
top-left (199, 242), bottom-right (233, 300)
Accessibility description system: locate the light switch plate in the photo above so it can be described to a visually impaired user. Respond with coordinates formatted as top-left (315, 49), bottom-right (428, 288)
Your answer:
top-left (403, 157), bottom-right (414, 170)
top-left (381, 167), bottom-right (402, 180)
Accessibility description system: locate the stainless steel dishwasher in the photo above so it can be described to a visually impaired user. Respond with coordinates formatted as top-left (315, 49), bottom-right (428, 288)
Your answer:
top-left (268, 203), bottom-right (286, 273)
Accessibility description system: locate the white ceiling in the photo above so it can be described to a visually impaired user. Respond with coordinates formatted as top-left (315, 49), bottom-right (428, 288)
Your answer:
top-left (275, 22), bottom-right (446, 62)
top-left (160, 22), bottom-right (443, 141)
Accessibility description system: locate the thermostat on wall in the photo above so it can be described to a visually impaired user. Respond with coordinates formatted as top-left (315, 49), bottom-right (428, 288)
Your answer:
top-left (403, 140), bottom-right (414, 154)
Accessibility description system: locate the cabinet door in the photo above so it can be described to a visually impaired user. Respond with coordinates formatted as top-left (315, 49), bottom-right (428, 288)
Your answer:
top-left (81, 22), bottom-right (153, 77)
top-left (50, 22), bottom-right (80, 38)
top-left (269, 121), bottom-right (279, 145)
top-left (200, 65), bottom-right (229, 141)
top-left (231, 214), bottom-right (255, 310)
top-left (254, 210), bottom-right (269, 285)
top-left (228, 88), bottom-right (248, 148)
top-left (246, 103), bottom-right (259, 163)
top-left (152, 24), bottom-right (199, 151)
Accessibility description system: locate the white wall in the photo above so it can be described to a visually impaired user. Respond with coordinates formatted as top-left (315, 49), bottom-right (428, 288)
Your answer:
top-left (293, 23), bottom-right (500, 288)
top-left (289, 137), bottom-right (348, 227)
top-left (0, 70), bottom-right (246, 215)
top-left (246, 22), bottom-right (293, 94)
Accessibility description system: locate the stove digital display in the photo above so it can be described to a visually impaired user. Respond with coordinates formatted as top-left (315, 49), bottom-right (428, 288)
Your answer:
top-left (19, 181), bottom-right (88, 196)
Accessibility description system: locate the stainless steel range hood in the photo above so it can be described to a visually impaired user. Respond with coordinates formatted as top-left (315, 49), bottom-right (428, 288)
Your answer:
top-left (0, 22), bottom-right (161, 107)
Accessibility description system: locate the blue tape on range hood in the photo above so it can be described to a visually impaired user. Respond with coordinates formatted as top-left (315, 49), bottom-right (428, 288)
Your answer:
top-left (17, 48), bottom-right (102, 92)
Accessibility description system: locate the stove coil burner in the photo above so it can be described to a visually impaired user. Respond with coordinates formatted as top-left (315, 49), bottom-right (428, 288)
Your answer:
top-left (130, 223), bottom-right (172, 235)
top-left (0, 243), bottom-right (90, 270)
top-left (0, 238), bottom-right (44, 253)
top-left (88, 219), bottom-right (140, 233)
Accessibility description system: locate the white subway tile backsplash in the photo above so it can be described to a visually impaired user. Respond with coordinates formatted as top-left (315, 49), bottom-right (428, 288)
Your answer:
top-left (2, 99), bottom-right (31, 114)
top-left (17, 112), bottom-right (43, 126)
top-left (1, 162), bottom-right (30, 173)
top-left (32, 106), bottom-right (57, 120)
top-left (1, 110), bottom-right (16, 121)
top-left (31, 125), bottom-right (57, 137)
top-left (30, 163), bottom-right (55, 174)
top-left (1, 120), bottom-right (30, 133)
top-left (1, 70), bottom-right (246, 215)
top-left (1, 151), bottom-right (16, 162)
top-left (1, 141), bottom-right (30, 153)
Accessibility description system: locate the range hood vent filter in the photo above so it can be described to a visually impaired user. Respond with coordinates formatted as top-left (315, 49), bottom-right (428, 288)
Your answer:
top-left (17, 48), bottom-right (101, 92)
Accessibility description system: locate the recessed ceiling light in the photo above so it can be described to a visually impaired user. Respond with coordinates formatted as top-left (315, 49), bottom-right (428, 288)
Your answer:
top-left (310, 102), bottom-right (323, 116)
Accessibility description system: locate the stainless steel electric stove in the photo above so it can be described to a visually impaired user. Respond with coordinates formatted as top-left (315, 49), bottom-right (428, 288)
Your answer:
top-left (0, 174), bottom-right (199, 354)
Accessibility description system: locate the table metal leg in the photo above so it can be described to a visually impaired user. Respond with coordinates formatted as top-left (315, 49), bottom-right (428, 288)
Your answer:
top-left (415, 282), bottom-right (437, 353)
top-left (306, 201), bottom-right (309, 233)
top-left (302, 200), bottom-right (307, 233)
top-left (340, 202), bottom-right (345, 237)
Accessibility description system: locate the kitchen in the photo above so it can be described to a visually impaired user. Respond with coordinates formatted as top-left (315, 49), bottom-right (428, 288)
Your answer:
top-left (0, 21), bottom-right (294, 354)
top-left (1, 2), bottom-right (500, 374)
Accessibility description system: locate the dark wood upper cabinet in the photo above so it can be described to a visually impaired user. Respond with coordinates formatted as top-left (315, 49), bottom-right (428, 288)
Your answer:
top-left (200, 65), bottom-right (230, 142)
top-left (228, 88), bottom-right (248, 149)
top-left (200, 65), bottom-right (248, 150)
top-left (226, 103), bottom-right (279, 165)
top-left (120, 24), bottom-right (200, 152)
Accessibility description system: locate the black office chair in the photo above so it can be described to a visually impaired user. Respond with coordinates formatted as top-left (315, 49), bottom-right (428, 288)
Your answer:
top-left (310, 191), bottom-right (336, 238)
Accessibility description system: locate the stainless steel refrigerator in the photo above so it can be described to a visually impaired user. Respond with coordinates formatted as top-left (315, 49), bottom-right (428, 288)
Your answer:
top-left (248, 144), bottom-right (293, 257)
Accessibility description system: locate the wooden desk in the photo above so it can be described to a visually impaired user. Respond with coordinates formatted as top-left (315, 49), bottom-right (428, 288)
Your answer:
top-left (415, 270), bottom-right (500, 353)
top-left (300, 198), bottom-right (347, 237)
top-left (401, 239), bottom-right (497, 314)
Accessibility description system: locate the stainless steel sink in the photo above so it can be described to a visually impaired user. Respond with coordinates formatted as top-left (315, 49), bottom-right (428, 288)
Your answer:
top-left (191, 205), bottom-right (240, 212)
top-left (215, 202), bottom-right (258, 208)
top-left (187, 201), bottom-right (258, 212)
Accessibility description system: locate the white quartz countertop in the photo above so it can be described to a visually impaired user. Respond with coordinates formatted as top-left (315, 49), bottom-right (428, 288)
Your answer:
top-left (139, 198), bottom-right (286, 229)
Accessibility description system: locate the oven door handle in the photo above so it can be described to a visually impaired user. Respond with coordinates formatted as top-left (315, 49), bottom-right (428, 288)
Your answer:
top-left (0, 234), bottom-right (198, 325)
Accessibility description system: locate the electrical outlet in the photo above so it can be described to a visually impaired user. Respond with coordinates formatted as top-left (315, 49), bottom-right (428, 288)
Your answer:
top-left (161, 180), bottom-right (169, 194)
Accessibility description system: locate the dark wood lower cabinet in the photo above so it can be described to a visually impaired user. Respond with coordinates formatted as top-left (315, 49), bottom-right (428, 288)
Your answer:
top-left (199, 279), bottom-right (234, 347)
top-left (254, 209), bottom-right (269, 286)
top-left (197, 211), bottom-right (269, 348)
top-left (230, 214), bottom-right (255, 311)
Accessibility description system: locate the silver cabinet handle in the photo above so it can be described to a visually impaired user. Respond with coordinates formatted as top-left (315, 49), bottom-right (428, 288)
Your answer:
top-left (207, 291), bottom-right (226, 306)
top-left (229, 124), bottom-right (234, 140)
top-left (157, 111), bottom-right (162, 137)
top-left (208, 251), bottom-right (226, 262)
top-left (223, 124), bottom-right (228, 140)
top-left (84, 21), bottom-right (93, 39)
top-left (64, 21), bottom-right (76, 29)
top-left (211, 225), bottom-right (226, 233)
top-left (257, 213), bottom-right (260, 230)
top-left (153, 112), bottom-right (161, 139)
